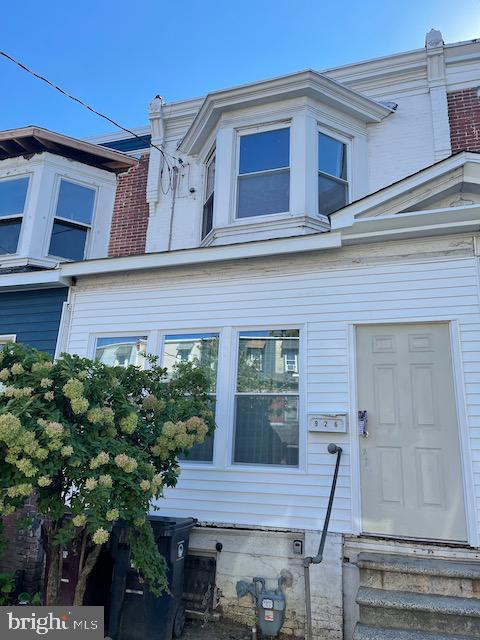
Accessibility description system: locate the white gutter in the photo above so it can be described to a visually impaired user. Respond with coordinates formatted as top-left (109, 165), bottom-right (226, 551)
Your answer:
top-left (0, 269), bottom-right (69, 291)
top-left (60, 232), bottom-right (342, 278)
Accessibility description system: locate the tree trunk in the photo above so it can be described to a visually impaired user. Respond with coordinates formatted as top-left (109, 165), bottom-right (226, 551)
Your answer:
top-left (45, 544), bottom-right (61, 605)
top-left (73, 543), bottom-right (102, 605)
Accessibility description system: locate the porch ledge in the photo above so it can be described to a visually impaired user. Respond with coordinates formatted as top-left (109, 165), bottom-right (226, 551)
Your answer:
top-left (60, 231), bottom-right (342, 278)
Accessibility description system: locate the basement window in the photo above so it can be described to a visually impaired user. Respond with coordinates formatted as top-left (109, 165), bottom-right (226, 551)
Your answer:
top-left (0, 176), bottom-right (29, 255)
top-left (48, 178), bottom-right (96, 261)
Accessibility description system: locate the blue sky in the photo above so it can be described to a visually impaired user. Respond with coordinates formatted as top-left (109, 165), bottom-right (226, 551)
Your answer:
top-left (1, 0), bottom-right (479, 139)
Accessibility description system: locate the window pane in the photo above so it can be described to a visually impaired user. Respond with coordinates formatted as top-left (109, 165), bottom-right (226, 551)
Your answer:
top-left (179, 399), bottom-right (215, 463)
top-left (48, 221), bottom-right (87, 261)
top-left (239, 128), bottom-right (290, 174)
top-left (319, 133), bottom-right (347, 180)
top-left (234, 395), bottom-right (299, 466)
top-left (164, 334), bottom-right (218, 463)
top-left (202, 194), bottom-right (214, 239)
top-left (164, 333), bottom-right (218, 392)
top-left (55, 179), bottom-right (95, 225)
top-left (237, 170), bottom-right (289, 218)
top-left (0, 219), bottom-right (22, 254)
top-left (237, 330), bottom-right (299, 392)
top-left (205, 155), bottom-right (215, 200)
top-left (318, 174), bottom-right (348, 216)
top-left (95, 336), bottom-right (147, 368)
top-left (0, 177), bottom-right (29, 217)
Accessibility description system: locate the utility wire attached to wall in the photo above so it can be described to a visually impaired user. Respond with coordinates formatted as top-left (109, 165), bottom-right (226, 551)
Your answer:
top-left (0, 48), bottom-right (183, 173)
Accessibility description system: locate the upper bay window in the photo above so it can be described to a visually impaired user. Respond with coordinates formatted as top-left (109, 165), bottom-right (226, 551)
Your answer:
top-left (202, 151), bottom-right (215, 239)
top-left (48, 178), bottom-right (96, 261)
top-left (318, 132), bottom-right (348, 216)
top-left (237, 127), bottom-right (290, 218)
top-left (0, 176), bottom-right (29, 255)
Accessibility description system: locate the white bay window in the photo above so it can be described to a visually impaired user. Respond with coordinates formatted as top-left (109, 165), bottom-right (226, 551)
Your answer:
top-left (49, 178), bottom-right (96, 261)
top-left (201, 151), bottom-right (215, 239)
top-left (0, 176), bottom-right (29, 255)
top-left (318, 132), bottom-right (348, 216)
top-left (237, 127), bottom-right (290, 218)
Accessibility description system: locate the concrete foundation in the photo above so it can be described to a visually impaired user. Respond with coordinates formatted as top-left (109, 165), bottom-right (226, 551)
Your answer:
top-left (189, 526), bottom-right (343, 639)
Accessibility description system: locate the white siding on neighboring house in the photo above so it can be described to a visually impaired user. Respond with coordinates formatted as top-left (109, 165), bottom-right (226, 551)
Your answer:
top-left (366, 92), bottom-right (436, 192)
top-left (64, 234), bottom-right (480, 541)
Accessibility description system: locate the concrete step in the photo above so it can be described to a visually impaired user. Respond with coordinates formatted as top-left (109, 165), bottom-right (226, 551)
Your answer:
top-left (357, 586), bottom-right (480, 637)
top-left (357, 552), bottom-right (480, 598)
top-left (353, 622), bottom-right (474, 640)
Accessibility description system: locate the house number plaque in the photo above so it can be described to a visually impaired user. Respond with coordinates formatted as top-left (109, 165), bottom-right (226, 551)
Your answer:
top-left (308, 413), bottom-right (348, 433)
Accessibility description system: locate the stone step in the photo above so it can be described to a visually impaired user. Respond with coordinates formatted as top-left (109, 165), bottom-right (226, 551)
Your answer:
top-left (357, 552), bottom-right (480, 598)
top-left (357, 587), bottom-right (480, 637)
top-left (357, 553), bottom-right (480, 579)
top-left (353, 622), bottom-right (474, 640)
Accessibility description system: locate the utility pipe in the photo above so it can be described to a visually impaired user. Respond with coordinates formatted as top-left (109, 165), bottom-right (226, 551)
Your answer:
top-left (304, 443), bottom-right (343, 640)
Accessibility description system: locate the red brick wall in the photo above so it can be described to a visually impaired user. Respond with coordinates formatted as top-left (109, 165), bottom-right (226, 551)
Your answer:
top-left (0, 496), bottom-right (44, 591)
top-left (447, 88), bottom-right (480, 153)
top-left (108, 154), bottom-right (150, 257)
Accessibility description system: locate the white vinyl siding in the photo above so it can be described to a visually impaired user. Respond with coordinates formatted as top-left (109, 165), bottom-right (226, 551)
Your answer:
top-left (64, 239), bottom-right (480, 537)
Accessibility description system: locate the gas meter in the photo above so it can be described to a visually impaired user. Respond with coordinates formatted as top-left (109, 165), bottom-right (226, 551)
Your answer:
top-left (236, 571), bottom-right (293, 637)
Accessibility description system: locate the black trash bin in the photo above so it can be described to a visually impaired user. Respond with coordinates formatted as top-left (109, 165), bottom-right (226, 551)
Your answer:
top-left (108, 516), bottom-right (196, 640)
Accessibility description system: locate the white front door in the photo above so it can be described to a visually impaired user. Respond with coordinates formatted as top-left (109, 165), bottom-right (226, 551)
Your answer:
top-left (357, 323), bottom-right (467, 542)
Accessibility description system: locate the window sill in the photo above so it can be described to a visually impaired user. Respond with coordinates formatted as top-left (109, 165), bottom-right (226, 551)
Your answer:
top-left (178, 461), bottom-right (306, 474)
top-left (202, 213), bottom-right (330, 247)
top-left (0, 255), bottom-right (60, 270)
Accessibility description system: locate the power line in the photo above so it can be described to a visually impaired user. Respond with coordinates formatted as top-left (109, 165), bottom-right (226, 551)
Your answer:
top-left (0, 48), bottom-right (181, 169)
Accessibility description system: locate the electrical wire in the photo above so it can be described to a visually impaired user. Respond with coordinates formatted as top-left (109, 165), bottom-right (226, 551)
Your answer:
top-left (0, 48), bottom-right (182, 169)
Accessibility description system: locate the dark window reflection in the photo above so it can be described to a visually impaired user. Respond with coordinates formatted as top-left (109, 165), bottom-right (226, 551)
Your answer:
top-left (234, 396), bottom-right (299, 466)
top-left (0, 219), bottom-right (22, 254)
top-left (49, 222), bottom-right (87, 261)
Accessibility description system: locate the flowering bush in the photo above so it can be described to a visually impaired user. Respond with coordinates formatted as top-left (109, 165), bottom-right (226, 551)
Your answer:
top-left (0, 343), bottom-right (214, 605)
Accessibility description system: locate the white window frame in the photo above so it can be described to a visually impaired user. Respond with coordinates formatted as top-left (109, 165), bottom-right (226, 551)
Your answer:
top-left (86, 325), bottom-right (306, 474)
top-left (317, 124), bottom-right (352, 215)
top-left (0, 174), bottom-right (31, 257)
top-left (227, 325), bottom-right (306, 472)
top-left (201, 148), bottom-right (216, 241)
top-left (47, 176), bottom-right (98, 262)
top-left (89, 331), bottom-right (153, 369)
top-left (0, 334), bottom-right (16, 345)
top-left (234, 121), bottom-right (291, 223)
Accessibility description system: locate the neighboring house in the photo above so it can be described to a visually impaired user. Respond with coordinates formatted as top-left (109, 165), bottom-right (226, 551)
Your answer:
top-left (6, 29), bottom-right (480, 638)
top-left (0, 127), bottom-right (135, 586)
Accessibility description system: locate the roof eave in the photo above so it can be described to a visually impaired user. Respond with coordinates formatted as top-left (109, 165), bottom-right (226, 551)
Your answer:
top-left (179, 70), bottom-right (393, 155)
top-left (0, 126), bottom-right (137, 173)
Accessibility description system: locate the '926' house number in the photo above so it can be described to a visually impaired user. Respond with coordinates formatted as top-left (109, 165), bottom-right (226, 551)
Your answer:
top-left (308, 414), bottom-right (347, 433)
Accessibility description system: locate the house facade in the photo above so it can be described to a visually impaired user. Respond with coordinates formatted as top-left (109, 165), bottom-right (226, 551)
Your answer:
top-left (4, 29), bottom-right (480, 639)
